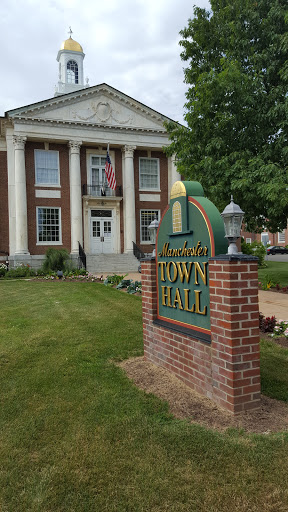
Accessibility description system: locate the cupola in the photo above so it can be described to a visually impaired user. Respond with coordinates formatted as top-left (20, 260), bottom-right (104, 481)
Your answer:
top-left (55, 28), bottom-right (89, 96)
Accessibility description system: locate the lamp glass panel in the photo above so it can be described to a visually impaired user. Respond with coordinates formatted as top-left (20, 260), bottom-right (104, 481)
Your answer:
top-left (148, 226), bottom-right (157, 244)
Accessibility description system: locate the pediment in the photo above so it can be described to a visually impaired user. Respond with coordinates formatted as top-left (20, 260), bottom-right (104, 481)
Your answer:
top-left (7, 84), bottom-right (170, 132)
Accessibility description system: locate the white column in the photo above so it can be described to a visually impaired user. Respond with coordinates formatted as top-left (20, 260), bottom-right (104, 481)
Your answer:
top-left (13, 136), bottom-right (29, 255)
top-left (122, 145), bottom-right (136, 253)
top-left (168, 155), bottom-right (181, 199)
top-left (68, 140), bottom-right (83, 253)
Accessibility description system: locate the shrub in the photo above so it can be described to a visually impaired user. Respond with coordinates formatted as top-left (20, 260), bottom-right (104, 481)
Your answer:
top-left (241, 239), bottom-right (267, 267)
top-left (64, 268), bottom-right (88, 277)
top-left (5, 264), bottom-right (35, 279)
top-left (259, 313), bottom-right (277, 333)
top-left (104, 274), bottom-right (128, 286)
top-left (116, 279), bottom-right (132, 289)
top-left (0, 263), bottom-right (8, 277)
top-left (260, 274), bottom-right (279, 290)
top-left (126, 281), bottom-right (142, 294)
top-left (42, 248), bottom-right (69, 273)
top-left (241, 238), bottom-right (254, 256)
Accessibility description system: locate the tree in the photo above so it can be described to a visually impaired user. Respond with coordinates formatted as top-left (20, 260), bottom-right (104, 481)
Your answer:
top-left (165, 0), bottom-right (288, 232)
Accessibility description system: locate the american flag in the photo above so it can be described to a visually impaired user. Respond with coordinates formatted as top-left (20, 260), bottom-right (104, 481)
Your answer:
top-left (105, 148), bottom-right (116, 190)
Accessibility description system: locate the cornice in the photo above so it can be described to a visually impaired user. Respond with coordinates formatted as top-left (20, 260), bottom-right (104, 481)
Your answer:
top-left (0, 118), bottom-right (13, 137)
top-left (9, 117), bottom-right (167, 135)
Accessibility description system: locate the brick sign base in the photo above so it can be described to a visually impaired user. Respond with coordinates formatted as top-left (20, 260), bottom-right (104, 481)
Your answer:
top-left (142, 255), bottom-right (261, 415)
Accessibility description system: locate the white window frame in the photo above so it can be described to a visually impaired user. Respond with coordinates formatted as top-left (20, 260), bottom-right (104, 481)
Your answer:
top-left (139, 157), bottom-right (160, 191)
top-left (67, 60), bottom-right (79, 84)
top-left (36, 206), bottom-right (62, 245)
top-left (86, 150), bottom-right (115, 197)
top-left (140, 209), bottom-right (160, 244)
top-left (278, 231), bottom-right (286, 243)
top-left (90, 154), bottom-right (110, 195)
top-left (246, 238), bottom-right (252, 244)
top-left (34, 150), bottom-right (60, 187)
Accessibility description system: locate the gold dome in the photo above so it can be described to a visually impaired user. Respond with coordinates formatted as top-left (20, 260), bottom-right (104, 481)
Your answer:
top-left (61, 37), bottom-right (83, 53)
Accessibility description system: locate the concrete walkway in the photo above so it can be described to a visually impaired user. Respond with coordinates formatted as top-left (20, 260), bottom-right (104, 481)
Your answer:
top-left (258, 290), bottom-right (288, 320)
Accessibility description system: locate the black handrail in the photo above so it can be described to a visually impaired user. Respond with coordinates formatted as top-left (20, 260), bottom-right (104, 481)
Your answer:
top-left (133, 241), bottom-right (145, 261)
top-left (78, 241), bottom-right (87, 270)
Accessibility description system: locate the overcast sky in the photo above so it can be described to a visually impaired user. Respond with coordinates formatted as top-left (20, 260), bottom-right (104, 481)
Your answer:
top-left (1, 0), bottom-right (211, 123)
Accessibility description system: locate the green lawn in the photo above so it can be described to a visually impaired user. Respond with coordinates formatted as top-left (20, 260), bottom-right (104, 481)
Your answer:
top-left (1, 280), bottom-right (288, 511)
top-left (258, 261), bottom-right (288, 287)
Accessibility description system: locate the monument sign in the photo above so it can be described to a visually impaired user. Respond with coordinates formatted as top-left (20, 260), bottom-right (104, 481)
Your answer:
top-left (156, 181), bottom-right (227, 342)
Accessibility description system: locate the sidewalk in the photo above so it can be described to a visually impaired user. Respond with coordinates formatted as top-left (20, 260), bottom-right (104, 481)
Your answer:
top-left (258, 290), bottom-right (288, 320)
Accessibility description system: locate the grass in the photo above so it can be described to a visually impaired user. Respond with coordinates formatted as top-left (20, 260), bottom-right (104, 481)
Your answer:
top-left (260, 339), bottom-right (288, 402)
top-left (258, 261), bottom-right (288, 287)
top-left (1, 281), bottom-right (288, 511)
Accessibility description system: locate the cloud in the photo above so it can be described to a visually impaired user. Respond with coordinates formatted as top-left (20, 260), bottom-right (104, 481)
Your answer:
top-left (0, 0), bottom-right (210, 119)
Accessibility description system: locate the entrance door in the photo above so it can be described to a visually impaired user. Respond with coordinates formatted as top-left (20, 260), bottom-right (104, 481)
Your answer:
top-left (90, 210), bottom-right (114, 254)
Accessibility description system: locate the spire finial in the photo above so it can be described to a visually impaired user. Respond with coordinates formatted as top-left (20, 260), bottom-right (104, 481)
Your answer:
top-left (68, 26), bottom-right (73, 38)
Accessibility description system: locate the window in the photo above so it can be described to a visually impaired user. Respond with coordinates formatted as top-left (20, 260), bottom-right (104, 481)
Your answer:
top-left (172, 201), bottom-right (182, 233)
top-left (67, 60), bottom-right (78, 84)
top-left (246, 238), bottom-right (252, 244)
top-left (140, 210), bottom-right (160, 243)
top-left (37, 207), bottom-right (61, 244)
top-left (90, 155), bottom-right (112, 196)
top-left (139, 158), bottom-right (160, 190)
top-left (35, 150), bottom-right (59, 186)
top-left (278, 231), bottom-right (286, 243)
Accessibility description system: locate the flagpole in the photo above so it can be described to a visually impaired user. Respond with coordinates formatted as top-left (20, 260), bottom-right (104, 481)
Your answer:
top-left (107, 143), bottom-right (109, 153)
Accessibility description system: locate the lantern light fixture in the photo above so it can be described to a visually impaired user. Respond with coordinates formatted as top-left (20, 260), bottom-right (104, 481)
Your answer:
top-left (148, 217), bottom-right (160, 258)
top-left (221, 196), bottom-right (245, 255)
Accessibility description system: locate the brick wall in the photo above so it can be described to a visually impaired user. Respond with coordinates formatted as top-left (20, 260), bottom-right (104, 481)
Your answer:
top-left (142, 255), bottom-right (261, 415)
top-left (209, 256), bottom-right (261, 413)
top-left (135, 150), bottom-right (169, 253)
top-left (25, 142), bottom-right (71, 254)
top-left (242, 228), bottom-right (288, 246)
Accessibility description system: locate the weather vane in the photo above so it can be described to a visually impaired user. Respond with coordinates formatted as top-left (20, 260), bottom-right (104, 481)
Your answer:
top-left (68, 26), bottom-right (73, 38)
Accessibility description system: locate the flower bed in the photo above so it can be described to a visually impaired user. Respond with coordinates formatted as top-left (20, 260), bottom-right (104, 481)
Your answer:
top-left (0, 267), bottom-right (142, 295)
top-left (260, 313), bottom-right (288, 348)
top-left (258, 279), bottom-right (288, 293)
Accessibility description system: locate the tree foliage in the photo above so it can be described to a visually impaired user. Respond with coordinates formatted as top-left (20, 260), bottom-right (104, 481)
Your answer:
top-left (165, 0), bottom-right (288, 232)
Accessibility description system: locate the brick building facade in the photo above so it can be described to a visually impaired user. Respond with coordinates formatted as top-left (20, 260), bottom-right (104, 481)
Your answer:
top-left (241, 227), bottom-right (288, 247)
top-left (0, 35), bottom-right (180, 271)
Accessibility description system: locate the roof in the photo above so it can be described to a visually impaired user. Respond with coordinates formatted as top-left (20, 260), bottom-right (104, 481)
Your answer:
top-left (60, 37), bottom-right (83, 53)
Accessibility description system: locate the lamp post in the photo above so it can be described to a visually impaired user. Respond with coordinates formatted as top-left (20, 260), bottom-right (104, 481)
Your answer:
top-left (221, 196), bottom-right (245, 255)
top-left (148, 217), bottom-right (160, 258)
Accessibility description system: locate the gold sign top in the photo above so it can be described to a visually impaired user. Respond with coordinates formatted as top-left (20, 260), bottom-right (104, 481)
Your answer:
top-left (170, 181), bottom-right (186, 200)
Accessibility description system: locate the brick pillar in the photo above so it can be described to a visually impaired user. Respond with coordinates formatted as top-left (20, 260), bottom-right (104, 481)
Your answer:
top-left (209, 255), bottom-right (261, 414)
top-left (141, 258), bottom-right (157, 360)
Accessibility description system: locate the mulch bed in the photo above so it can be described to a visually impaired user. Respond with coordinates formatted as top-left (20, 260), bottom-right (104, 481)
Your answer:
top-left (119, 357), bottom-right (288, 434)
top-left (261, 332), bottom-right (288, 349)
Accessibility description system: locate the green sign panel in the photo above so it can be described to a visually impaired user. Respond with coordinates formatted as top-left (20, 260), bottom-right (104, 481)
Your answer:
top-left (156, 181), bottom-right (227, 342)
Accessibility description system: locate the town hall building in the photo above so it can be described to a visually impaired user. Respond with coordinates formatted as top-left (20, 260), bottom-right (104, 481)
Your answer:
top-left (0, 33), bottom-right (180, 272)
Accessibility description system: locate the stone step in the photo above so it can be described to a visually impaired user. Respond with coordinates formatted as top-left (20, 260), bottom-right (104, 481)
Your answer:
top-left (86, 253), bottom-right (140, 273)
